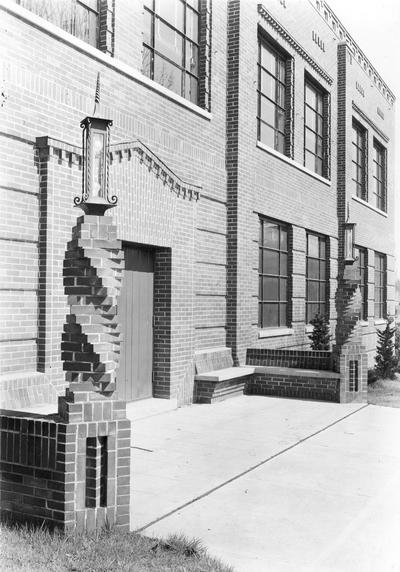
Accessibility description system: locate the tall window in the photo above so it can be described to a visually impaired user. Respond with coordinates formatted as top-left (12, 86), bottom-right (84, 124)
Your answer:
top-left (354, 246), bottom-right (368, 321)
top-left (372, 140), bottom-right (386, 212)
top-left (374, 252), bottom-right (386, 319)
top-left (257, 39), bottom-right (288, 155)
top-left (304, 79), bottom-right (329, 177)
top-left (142, 0), bottom-right (199, 104)
top-left (259, 218), bottom-right (289, 328)
top-left (352, 120), bottom-right (367, 200)
top-left (306, 232), bottom-right (328, 322)
top-left (15, 0), bottom-right (99, 47)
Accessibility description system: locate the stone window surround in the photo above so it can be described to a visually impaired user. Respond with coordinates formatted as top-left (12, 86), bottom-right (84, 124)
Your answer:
top-left (306, 231), bottom-right (329, 323)
top-left (304, 73), bottom-right (331, 180)
top-left (372, 138), bottom-right (387, 213)
top-left (374, 251), bottom-right (386, 320)
top-left (258, 216), bottom-right (291, 330)
top-left (351, 118), bottom-right (368, 201)
top-left (257, 33), bottom-right (293, 158)
top-left (142, 0), bottom-right (201, 106)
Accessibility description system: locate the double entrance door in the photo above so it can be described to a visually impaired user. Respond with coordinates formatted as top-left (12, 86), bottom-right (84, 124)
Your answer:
top-left (117, 245), bottom-right (154, 402)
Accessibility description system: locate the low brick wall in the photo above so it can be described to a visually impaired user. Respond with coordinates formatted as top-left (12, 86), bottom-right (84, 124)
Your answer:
top-left (247, 369), bottom-right (340, 402)
top-left (246, 348), bottom-right (334, 371)
top-left (0, 391), bottom-right (131, 532)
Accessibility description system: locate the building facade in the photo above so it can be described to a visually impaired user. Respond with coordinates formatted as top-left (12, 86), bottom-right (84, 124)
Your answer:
top-left (0, 0), bottom-right (396, 409)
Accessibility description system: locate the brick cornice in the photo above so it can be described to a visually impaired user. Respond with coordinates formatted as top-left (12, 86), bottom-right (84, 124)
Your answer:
top-left (34, 136), bottom-right (201, 201)
top-left (309, 0), bottom-right (395, 105)
top-left (258, 3), bottom-right (333, 86)
top-left (110, 141), bottom-right (201, 201)
top-left (352, 102), bottom-right (389, 144)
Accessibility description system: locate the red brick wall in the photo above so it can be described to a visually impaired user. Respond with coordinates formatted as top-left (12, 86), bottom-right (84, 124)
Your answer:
top-left (0, 0), bottom-right (228, 405)
top-left (0, 0), bottom-right (395, 405)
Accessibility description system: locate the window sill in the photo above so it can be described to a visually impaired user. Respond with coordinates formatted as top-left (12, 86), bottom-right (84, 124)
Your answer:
top-left (3, 0), bottom-right (212, 121)
top-left (305, 324), bottom-right (314, 333)
top-left (352, 195), bottom-right (388, 217)
top-left (360, 320), bottom-right (369, 327)
top-left (374, 319), bottom-right (387, 326)
top-left (259, 327), bottom-right (293, 339)
top-left (256, 142), bottom-right (332, 186)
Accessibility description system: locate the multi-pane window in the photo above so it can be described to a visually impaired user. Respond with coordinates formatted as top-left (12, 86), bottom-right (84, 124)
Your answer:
top-left (304, 79), bottom-right (328, 177)
top-left (259, 219), bottom-right (289, 328)
top-left (15, 0), bottom-right (99, 47)
top-left (257, 39), bottom-right (288, 155)
top-left (306, 233), bottom-right (328, 322)
top-left (374, 252), bottom-right (386, 319)
top-left (352, 120), bottom-right (367, 200)
top-left (142, 0), bottom-right (199, 104)
top-left (354, 246), bottom-right (368, 321)
top-left (372, 140), bottom-right (386, 211)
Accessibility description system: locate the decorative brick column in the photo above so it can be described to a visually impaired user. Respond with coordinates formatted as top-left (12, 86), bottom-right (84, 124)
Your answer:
top-left (57, 212), bottom-right (130, 531)
top-left (334, 263), bottom-right (368, 403)
top-left (0, 155), bottom-right (131, 533)
top-left (61, 214), bottom-right (123, 394)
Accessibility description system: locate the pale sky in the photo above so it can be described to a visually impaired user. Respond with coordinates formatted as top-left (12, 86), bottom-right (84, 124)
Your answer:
top-left (326, 0), bottom-right (400, 275)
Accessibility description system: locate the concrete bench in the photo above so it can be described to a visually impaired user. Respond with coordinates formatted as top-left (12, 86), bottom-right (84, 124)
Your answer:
top-left (194, 348), bottom-right (255, 403)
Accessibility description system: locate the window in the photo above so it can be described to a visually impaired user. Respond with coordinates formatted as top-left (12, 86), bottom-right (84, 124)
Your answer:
top-left (15, 0), bottom-right (99, 47)
top-left (374, 252), bottom-right (386, 319)
top-left (354, 246), bottom-right (368, 321)
top-left (372, 140), bottom-right (386, 211)
top-left (259, 218), bottom-right (289, 328)
top-left (257, 38), bottom-right (291, 155)
top-left (143, 0), bottom-right (200, 104)
top-left (306, 232), bottom-right (328, 322)
top-left (304, 78), bottom-right (329, 177)
top-left (352, 120), bottom-right (367, 200)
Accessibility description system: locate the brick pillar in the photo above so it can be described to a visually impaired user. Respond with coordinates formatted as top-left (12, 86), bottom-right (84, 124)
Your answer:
top-left (61, 214), bottom-right (123, 393)
top-left (58, 212), bottom-right (131, 532)
top-left (334, 263), bottom-right (368, 403)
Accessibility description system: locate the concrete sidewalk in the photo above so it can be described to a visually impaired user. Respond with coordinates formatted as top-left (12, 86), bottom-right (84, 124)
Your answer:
top-left (129, 395), bottom-right (400, 572)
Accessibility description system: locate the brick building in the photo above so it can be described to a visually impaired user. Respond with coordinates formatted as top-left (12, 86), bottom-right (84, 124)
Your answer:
top-left (0, 0), bottom-right (396, 409)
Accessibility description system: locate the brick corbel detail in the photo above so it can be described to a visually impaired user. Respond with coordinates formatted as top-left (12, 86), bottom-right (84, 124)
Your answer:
top-left (61, 215), bottom-right (124, 394)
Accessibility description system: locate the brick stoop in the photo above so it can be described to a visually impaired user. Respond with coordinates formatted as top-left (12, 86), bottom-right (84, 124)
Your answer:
top-left (247, 366), bottom-right (341, 402)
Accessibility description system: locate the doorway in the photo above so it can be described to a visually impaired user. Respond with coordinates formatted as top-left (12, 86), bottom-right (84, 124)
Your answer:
top-left (117, 244), bottom-right (154, 401)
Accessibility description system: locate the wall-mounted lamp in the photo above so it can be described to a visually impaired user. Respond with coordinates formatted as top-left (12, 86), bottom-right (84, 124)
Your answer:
top-left (74, 116), bottom-right (117, 215)
top-left (344, 222), bottom-right (356, 263)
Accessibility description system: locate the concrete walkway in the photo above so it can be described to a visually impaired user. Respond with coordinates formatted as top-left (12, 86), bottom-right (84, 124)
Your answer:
top-left (130, 395), bottom-right (400, 572)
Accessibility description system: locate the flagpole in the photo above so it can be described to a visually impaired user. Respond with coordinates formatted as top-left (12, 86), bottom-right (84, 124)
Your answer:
top-left (93, 72), bottom-right (100, 116)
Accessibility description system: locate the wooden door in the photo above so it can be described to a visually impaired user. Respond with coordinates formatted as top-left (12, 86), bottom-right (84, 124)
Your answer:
top-left (117, 245), bottom-right (154, 401)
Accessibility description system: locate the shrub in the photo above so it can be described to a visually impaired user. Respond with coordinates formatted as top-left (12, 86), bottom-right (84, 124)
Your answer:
top-left (374, 319), bottom-right (398, 380)
top-left (395, 323), bottom-right (400, 372)
top-left (367, 368), bottom-right (378, 384)
top-left (308, 314), bottom-right (330, 350)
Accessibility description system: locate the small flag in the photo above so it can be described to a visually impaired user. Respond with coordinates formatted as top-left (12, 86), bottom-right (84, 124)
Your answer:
top-left (93, 72), bottom-right (100, 115)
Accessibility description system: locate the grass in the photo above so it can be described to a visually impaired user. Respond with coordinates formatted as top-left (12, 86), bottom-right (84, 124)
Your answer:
top-left (368, 374), bottom-right (400, 408)
top-left (0, 524), bottom-right (234, 572)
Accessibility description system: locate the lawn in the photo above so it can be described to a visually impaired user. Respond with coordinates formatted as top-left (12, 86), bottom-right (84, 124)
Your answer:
top-left (368, 375), bottom-right (400, 408)
top-left (0, 525), bottom-right (233, 572)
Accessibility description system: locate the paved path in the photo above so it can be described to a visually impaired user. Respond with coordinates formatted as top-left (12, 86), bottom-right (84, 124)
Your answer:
top-left (129, 395), bottom-right (400, 571)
